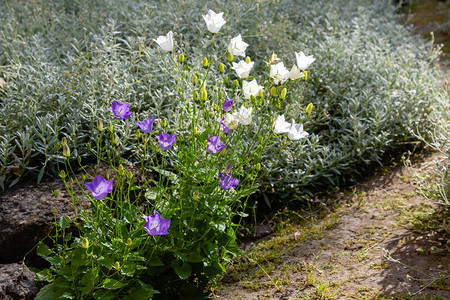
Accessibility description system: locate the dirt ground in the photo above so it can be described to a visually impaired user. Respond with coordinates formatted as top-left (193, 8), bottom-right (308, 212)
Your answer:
top-left (212, 152), bottom-right (450, 299)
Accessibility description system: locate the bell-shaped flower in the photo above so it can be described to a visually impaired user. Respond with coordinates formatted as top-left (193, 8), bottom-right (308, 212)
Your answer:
top-left (223, 112), bottom-right (240, 130)
top-left (84, 175), bottom-right (113, 200)
top-left (287, 120), bottom-right (309, 140)
top-left (242, 79), bottom-right (263, 99)
top-left (238, 106), bottom-right (252, 125)
top-left (295, 51), bottom-right (315, 70)
top-left (232, 60), bottom-right (254, 78)
top-left (289, 64), bottom-right (305, 80)
top-left (273, 115), bottom-right (291, 134)
top-left (157, 132), bottom-right (176, 150)
top-left (110, 100), bottom-right (132, 120)
top-left (207, 135), bottom-right (226, 154)
top-left (134, 117), bottom-right (156, 133)
top-left (227, 34), bottom-right (248, 57)
top-left (143, 211), bottom-right (171, 236)
top-left (218, 117), bottom-right (232, 133)
top-left (202, 10), bottom-right (226, 33)
top-left (270, 62), bottom-right (290, 85)
top-left (154, 31), bottom-right (174, 52)
top-left (223, 98), bottom-right (234, 112)
top-left (219, 172), bottom-right (239, 190)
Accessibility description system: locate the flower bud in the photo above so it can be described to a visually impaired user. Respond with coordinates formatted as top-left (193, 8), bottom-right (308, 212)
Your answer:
top-left (245, 56), bottom-right (251, 64)
top-left (127, 238), bottom-right (132, 247)
top-left (221, 147), bottom-right (227, 156)
top-left (97, 119), bottom-right (104, 132)
top-left (305, 103), bottom-right (313, 114)
top-left (193, 91), bottom-right (199, 101)
top-left (108, 123), bottom-right (114, 132)
top-left (227, 53), bottom-right (234, 62)
top-left (112, 133), bottom-right (119, 145)
top-left (114, 261), bottom-right (120, 270)
top-left (82, 237), bottom-right (89, 249)
top-left (202, 57), bottom-right (208, 68)
top-left (63, 144), bottom-right (71, 158)
top-left (136, 131), bottom-right (141, 139)
top-left (61, 137), bottom-right (68, 146)
top-left (224, 76), bottom-right (229, 85)
top-left (280, 88), bottom-right (287, 100)
top-left (179, 53), bottom-right (185, 64)
top-left (127, 171), bottom-right (133, 180)
top-left (224, 162), bottom-right (233, 174)
top-left (118, 164), bottom-right (124, 175)
top-left (193, 190), bottom-right (199, 201)
top-left (161, 119), bottom-right (168, 128)
top-left (270, 86), bottom-right (277, 97)
top-left (258, 90), bottom-right (264, 98)
top-left (233, 80), bottom-right (239, 90)
top-left (201, 89), bottom-right (208, 101)
top-left (0, 78), bottom-right (6, 89)
top-left (256, 163), bottom-right (261, 171)
top-left (219, 63), bottom-right (225, 73)
top-left (193, 127), bottom-right (198, 135)
top-left (303, 71), bottom-right (308, 81)
top-left (192, 74), bottom-right (198, 86)
top-left (60, 170), bottom-right (67, 179)
top-left (218, 91), bottom-right (224, 99)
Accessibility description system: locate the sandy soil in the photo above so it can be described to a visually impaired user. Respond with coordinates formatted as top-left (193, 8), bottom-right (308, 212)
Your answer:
top-left (213, 152), bottom-right (450, 299)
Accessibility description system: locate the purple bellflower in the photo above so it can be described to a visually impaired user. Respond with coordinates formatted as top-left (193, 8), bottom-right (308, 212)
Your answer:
top-left (84, 175), bottom-right (113, 200)
top-left (157, 132), bottom-right (176, 151)
top-left (223, 99), bottom-right (234, 112)
top-left (207, 135), bottom-right (226, 154)
top-left (218, 117), bottom-right (232, 134)
top-left (143, 211), bottom-right (171, 236)
top-left (134, 117), bottom-right (156, 133)
top-left (219, 172), bottom-right (239, 190)
top-left (110, 100), bottom-right (132, 120)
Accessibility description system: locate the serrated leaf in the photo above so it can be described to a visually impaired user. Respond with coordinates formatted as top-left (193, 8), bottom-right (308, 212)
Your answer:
top-left (36, 242), bottom-right (52, 258)
top-left (59, 216), bottom-right (70, 229)
top-left (102, 278), bottom-right (126, 290)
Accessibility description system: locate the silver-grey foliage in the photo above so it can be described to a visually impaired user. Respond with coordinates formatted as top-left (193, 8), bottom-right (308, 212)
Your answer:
top-left (0, 0), bottom-right (447, 202)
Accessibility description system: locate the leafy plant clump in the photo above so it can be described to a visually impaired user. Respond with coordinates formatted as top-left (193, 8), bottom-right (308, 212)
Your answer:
top-left (34, 9), bottom-right (315, 299)
top-left (0, 0), bottom-right (446, 200)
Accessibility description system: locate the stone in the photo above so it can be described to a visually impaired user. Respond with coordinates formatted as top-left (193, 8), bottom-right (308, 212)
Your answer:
top-left (0, 177), bottom-right (78, 263)
top-left (0, 263), bottom-right (39, 300)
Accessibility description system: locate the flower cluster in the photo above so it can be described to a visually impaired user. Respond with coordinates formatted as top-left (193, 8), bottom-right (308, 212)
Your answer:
top-left (273, 115), bottom-right (309, 140)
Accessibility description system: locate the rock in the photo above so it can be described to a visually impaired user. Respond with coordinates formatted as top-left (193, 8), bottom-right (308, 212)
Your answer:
top-left (0, 263), bottom-right (39, 300)
top-left (0, 177), bottom-right (78, 263)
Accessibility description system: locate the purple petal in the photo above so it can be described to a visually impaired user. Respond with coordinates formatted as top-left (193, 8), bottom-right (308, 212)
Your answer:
top-left (84, 175), bottom-right (113, 200)
top-left (134, 117), bottom-right (156, 133)
top-left (143, 211), bottom-right (171, 236)
top-left (223, 99), bottom-right (234, 112)
top-left (110, 100), bottom-right (132, 120)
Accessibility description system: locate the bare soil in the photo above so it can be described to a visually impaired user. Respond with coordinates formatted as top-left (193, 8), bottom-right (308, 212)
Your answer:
top-left (212, 152), bottom-right (450, 299)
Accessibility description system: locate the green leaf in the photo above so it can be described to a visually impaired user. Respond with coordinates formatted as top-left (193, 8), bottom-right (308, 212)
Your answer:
top-left (59, 216), bottom-right (70, 229)
top-left (172, 261), bottom-right (192, 280)
top-left (102, 278), bottom-right (127, 290)
top-left (36, 242), bottom-right (52, 258)
top-left (123, 280), bottom-right (157, 300)
top-left (79, 271), bottom-right (95, 295)
top-left (97, 255), bottom-right (114, 268)
top-left (145, 187), bottom-right (158, 200)
top-left (186, 251), bottom-right (203, 263)
top-left (35, 268), bottom-right (54, 282)
top-left (35, 280), bottom-right (67, 300)
top-left (147, 255), bottom-right (163, 267)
